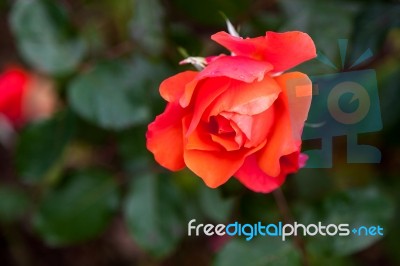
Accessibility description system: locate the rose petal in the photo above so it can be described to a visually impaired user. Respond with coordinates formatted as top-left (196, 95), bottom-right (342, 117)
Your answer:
top-left (257, 72), bottom-right (312, 177)
top-left (184, 141), bottom-right (265, 188)
top-left (198, 56), bottom-right (273, 82)
top-left (205, 54), bottom-right (226, 64)
top-left (205, 113), bottom-right (249, 150)
top-left (184, 149), bottom-right (245, 188)
top-left (244, 106), bottom-right (275, 148)
top-left (211, 134), bottom-right (240, 151)
top-left (230, 119), bottom-right (246, 147)
top-left (220, 112), bottom-right (253, 140)
top-left (213, 114), bottom-right (234, 134)
top-left (186, 77), bottom-right (231, 136)
top-left (235, 152), bottom-right (302, 193)
top-left (146, 103), bottom-right (186, 171)
top-left (279, 151), bottom-right (303, 173)
top-left (184, 116), bottom-right (221, 151)
top-left (206, 75), bottom-right (281, 117)
top-left (234, 155), bottom-right (285, 193)
top-left (211, 31), bottom-right (316, 73)
top-left (159, 71), bottom-right (198, 102)
top-left (298, 153), bottom-right (308, 168)
top-left (179, 56), bottom-right (273, 107)
top-left (212, 32), bottom-right (266, 59)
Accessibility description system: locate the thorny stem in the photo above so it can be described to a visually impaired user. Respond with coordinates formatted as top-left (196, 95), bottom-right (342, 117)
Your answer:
top-left (272, 188), bottom-right (309, 266)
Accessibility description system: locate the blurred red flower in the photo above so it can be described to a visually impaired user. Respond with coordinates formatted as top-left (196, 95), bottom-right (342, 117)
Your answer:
top-left (147, 31), bottom-right (316, 193)
top-left (0, 66), bottom-right (58, 130)
top-left (0, 67), bottom-right (30, 127)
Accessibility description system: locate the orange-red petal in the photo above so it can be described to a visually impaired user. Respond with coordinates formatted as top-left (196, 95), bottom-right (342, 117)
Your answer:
top-left (211, 31), bottom-right (316, 73)
top-left (146, 103), bottom-right (186, 171)
top-left (257, 72), bottom-right (312, 177)
top-left (235, 151), bottom-right (303, 193)
top-left (183, 149), bottom-right (244, 188)
top-left (197, 55), bottom-right (273, 82)
top-left (179, 56), bottom-right (272, 107)
top-left (184, 116), bottom-right (221, 151)
top-left (184, 141), bottom-right (265, 188)
top-left (179, 56), bottom-right (273, 108)
top-left (220, 112), bottom-right (253, 140)
top-left (244, 106), bottom-right (275, 148)
top-left (207, 75), bottom-right (281, 117)
top-left (159, 71), bottom-right (198, 102)
top-left (212, 31), bottom-right (266, 59)
top-left (186, 77), bottom-right (231, 135)
top-left (234, 155), bottom-right (285, 193)
top-left (210, 133), bottom-right (240, 151)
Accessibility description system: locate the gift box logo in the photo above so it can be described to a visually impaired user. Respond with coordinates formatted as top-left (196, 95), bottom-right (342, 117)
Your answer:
top-left (286, 39), bottom-right (382, 168)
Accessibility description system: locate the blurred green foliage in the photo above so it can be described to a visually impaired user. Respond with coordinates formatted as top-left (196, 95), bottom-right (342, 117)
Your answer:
top-left (34, 169), bottom-right (119, 246)
top-left (0, 0), bottom-right (400, 265)
top-left (10, 0), bottom-right (86, 75)
top-left (68, 60), bottom-right (152, 130)
top-left (214, 237), bottom-right (301, 266)
top-left (16, 111), bottom-right (75, 184)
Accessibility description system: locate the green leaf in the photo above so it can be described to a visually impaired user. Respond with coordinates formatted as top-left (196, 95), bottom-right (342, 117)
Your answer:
top-left (304, 186), bottom-right (395, 256)
top-left (16, 111), bottom-right (75, 184)
top-left (124, 173), bottom-right (185, 258)
top-left (0, 186), bottom-right (29, 224)
top-left (33, 170), bottom-right (119, 246)
top-left (68, 57), bottom-right (168, 130)
top-left (131, 0), bottom-right (165, 56)
top-left (10, 0), bottom-right (86, 75)
top-left (198, 185), bottom-right (234, 223)
top-left (214, 237), bottom-right (301, 266)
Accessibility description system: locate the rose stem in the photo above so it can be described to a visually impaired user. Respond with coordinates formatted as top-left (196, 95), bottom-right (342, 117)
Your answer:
top-left (272, 188), bottom-right (309, 266)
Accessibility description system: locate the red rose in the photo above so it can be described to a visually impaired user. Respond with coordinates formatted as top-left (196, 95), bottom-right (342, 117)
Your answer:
top-left (0, 67), bottom-right (58, 130)
top-left (0, 67), bottom-right (30, 127)
top-left (146, 31), bottom-right (316, 193)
